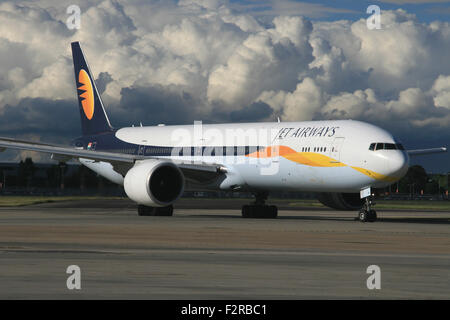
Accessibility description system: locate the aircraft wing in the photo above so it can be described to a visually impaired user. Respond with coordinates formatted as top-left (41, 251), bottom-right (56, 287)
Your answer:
top-left (0, 137), bottom-right (137, 163)
top-left (407, 147), bottom-right (447, 156)
top-left (0, 137), bottom-right (225, 183)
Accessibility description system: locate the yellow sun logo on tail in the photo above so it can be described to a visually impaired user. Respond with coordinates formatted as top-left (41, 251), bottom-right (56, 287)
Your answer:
top-left (78, 69), bottom-right (94, 120)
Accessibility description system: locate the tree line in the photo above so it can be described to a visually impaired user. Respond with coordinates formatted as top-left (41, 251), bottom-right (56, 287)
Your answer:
top-left (0, 158), bottom-right (448, 196)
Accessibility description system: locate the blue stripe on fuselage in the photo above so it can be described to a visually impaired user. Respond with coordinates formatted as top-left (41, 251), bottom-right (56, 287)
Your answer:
top-left (72, 131), bottom-right (263, 157)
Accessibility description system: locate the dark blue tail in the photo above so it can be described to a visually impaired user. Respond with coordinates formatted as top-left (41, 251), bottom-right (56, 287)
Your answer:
top-left (71, 41), bottom-right (113, 136)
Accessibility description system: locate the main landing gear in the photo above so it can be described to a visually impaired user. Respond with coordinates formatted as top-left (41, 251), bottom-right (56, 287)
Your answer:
top-left (242, 192), bottom-right (278, 219)
top-left (138, 205), bottom-right (173, 216)
top-left (357, 196), bottom-right (377, 222)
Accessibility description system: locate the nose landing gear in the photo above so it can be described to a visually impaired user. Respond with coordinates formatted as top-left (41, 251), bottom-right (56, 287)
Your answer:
top-left (358, 197), bottom-right (377, 222)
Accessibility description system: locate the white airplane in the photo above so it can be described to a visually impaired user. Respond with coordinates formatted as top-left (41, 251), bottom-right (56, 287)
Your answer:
top-left (0, 42), bottom-right (446, 222)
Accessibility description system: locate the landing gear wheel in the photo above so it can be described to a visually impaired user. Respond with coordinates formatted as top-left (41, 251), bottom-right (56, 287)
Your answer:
top-left (368, 209), bottom-right (377, 222)
top-left (154, 205), bottom-right (173, 216)
top-left (358, 210), bottom-right (368, 222)
top-left (242, 205), bottom-right (251, 218)
top-left (242, 205), bottom-right (277, 219)
top-left (138, 205), bottom-right (155, 216)
top-left (138, 205), bottom-right (173, 216)
top-left (267, 205), bottom-right (278, 219)
top-left (241, 193), bottom-right (278, 219)
top-left (357, 195), bottom-right (377, 222)
top-left (358, 209), bottom-right (377, 222)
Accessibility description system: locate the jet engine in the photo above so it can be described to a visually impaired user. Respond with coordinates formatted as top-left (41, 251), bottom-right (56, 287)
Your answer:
top-left (317, 192), bottom-right (364, 210)
top-left (124, 160), bottom-right (185, 207)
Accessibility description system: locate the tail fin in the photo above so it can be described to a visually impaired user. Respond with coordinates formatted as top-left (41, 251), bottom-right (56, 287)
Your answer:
top-left (71, 41), bottom-right (113, 136)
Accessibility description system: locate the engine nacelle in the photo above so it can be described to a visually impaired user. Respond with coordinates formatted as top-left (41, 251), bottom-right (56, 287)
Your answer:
top-left (317, 192), bottom-right (364, 210)
top-left (124, 160), bottom-right (185, 207)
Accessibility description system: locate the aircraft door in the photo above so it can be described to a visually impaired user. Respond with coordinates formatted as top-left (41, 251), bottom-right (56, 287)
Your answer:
top-left (330, 137), bottom-right (345, 162)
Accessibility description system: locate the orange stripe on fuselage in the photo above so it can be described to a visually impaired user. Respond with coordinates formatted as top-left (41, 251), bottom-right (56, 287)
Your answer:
top-left (246, 146), bottom-right (344, 167)
top-left (246, 145), bottom-right (398, 182)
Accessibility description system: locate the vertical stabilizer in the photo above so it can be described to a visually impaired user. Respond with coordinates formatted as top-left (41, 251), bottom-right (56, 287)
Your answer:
top-left (71, 41), bottom-right (112, 136)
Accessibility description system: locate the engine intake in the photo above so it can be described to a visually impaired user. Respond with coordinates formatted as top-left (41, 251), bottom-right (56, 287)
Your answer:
top-left (124, 160), bottom-right (184, 207)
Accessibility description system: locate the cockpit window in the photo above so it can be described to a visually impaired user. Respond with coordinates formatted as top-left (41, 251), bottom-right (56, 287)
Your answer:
top-left (369, 142), bottom-right (405, 151)
top-left (385, 143), bottom-right (396, 150)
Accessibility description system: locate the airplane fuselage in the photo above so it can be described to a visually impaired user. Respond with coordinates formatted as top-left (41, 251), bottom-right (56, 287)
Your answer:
top-left (74, 119), bottom-right (409, 193)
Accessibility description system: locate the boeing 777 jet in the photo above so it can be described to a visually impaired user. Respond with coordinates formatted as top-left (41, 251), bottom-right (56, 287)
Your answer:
top-left (0, 42), bottom-right (446, 222)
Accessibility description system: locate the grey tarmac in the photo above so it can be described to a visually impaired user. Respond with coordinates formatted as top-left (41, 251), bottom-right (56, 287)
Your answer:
top-left (0, 199), bottom-right (449, 299)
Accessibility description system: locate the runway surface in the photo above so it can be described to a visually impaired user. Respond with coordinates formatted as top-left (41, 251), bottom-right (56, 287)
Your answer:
top-left (0, 198), bottom-right (449, 299)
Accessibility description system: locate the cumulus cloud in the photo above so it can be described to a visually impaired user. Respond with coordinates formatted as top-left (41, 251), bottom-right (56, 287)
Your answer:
top-left (258, 77), bottom-right (324, 121)
top-left (207, 16), bottom-right (313, 110)
top-left (229, 101), bottom-right (273, 122)
top-left (0, 1), bottom-right (449, 170)
top-left (431, 75), bottom-right (450, 109)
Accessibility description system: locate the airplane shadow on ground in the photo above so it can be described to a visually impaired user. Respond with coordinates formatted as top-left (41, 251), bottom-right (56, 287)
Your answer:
top-left (278, 215), bottom-right (449, 224)
top-left (183, 213), bottom-right (450, 225)
top-left (375, 217), bottom-right (450, 224)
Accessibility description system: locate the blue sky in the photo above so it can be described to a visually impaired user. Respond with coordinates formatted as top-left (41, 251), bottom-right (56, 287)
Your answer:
top-left (320, 0), bottom-right (450, 22)
top-left (230, 0), bottom-right (450, 22)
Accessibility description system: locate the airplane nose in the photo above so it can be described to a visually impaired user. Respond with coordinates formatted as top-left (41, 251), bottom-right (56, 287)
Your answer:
top-left (388, 151), bottom-right (409, 178)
